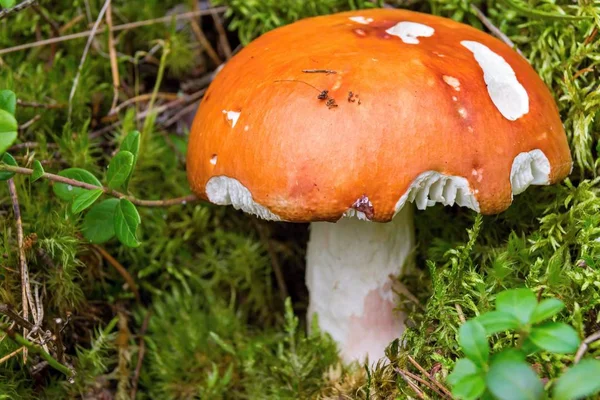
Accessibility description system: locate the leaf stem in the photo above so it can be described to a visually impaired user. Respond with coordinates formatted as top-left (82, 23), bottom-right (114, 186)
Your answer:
top-left (0, 164), bottom-right (199, 207)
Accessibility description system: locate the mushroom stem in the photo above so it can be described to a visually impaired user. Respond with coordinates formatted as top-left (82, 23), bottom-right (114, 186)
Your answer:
top-left (305, 205), bottom-right (415, 363)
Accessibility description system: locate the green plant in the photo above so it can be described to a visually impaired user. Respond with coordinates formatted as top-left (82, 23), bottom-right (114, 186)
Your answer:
top-left (448, 288), bottom-right (600, 400)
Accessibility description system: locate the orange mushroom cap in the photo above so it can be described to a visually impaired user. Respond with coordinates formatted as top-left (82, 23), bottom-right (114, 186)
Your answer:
top-left (187, 8), bottom-right (572, 222)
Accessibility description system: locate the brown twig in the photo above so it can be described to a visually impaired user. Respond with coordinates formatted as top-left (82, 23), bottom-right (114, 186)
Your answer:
top-left (399, 368), bottom-right (449, 399)
top-left (130, 310), bottom-right (151, 399)
top-left (189, 1), bottom-right (222, 66)
top-left (209, 4), bottom-right (232, 59)
top-left (18, 115), bottom-right (41, 131)
top-left (407, 355), bottom-right (453, 398)
top-left (7, 179), bottom-right (37, 362)
top-left (161, 100), bottom-right (199, 129)
top-left (470, 4), bottom-right (523, 57)
top-left (68, 0), bottom-right (111, 120)
top-left (108, 92), bottom-right (180, 116)
top-left (9, 142), bottom-right (59, 151)
top-left (105, 2), bottom-right (120, 112)
top-left (0, 304), bottom-right (35, 332)
top-left (455, 303), bottom-right (466, 324)
top-left (0, 346), bottom-right (25, 365)
top-left (0, 0), bottom-right (36, 21)
top-left (91, 245), bottom-right (141, 303)
top-left (396, 367), bottom-right (427, 399)
top-left (0, 7), bottom-right (228, 56)
top-left (574, 330), bottom-right (600, 363)
top-left (16, 99), bottom-right (64, 109)
top-left (0, 164), bottom-right (199, 207)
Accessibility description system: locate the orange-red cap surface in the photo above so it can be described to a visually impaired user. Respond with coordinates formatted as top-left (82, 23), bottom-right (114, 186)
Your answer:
top-left (187, 8), bottom-right (572, 222)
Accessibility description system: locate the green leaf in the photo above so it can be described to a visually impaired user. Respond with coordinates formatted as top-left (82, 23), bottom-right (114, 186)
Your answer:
top-left (71, 189), bottom-right (103, 214)
top-left (496, 288), bottom-right (537, 324)
top-left (491, 348), bottom-right (527, 363)
top-left (476, 311), bottom-right (521, 335)
top-left (0, 90), bottom-right (16, 115)
top-left (52, 168), bottom-right (102, 201)
top-left (458, 320), bottom-right (489, 367)
top-left (0, 109), bottom-right (18, 154)
top-left (530, 298), bottom-right (564, 324)
top-left (486, 359), bottom-right (544, 400)
top-left (0, 0), bottom-right (16, 8)
top-left (114, 199), bottom-right (141, 247)
top-left (120, 131), bottom-right (140, 189)
top-left (451, 372), bottom-right (486, 400)
top-left (106, 151), bottom-right (134, 189)
top-left (0, 152), bottom-right (17, 181)
top-left (553, 359), bottom-right (600, 400)
top-left (529, 322), bottom-right (580, 353)
top-left (82, 199), bottom-right (119, 244)
top-left (448, 358), bottom-right (479, 386)
top-left (31, 160), bottom-right (44, 182)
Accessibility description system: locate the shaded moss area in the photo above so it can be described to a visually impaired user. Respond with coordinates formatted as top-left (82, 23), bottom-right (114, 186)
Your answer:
top-left (0, 0), bottom-right (599, 398)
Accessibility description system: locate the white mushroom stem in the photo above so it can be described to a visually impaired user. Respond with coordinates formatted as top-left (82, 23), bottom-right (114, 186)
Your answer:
top-left (305, 205), bottom-right (415, 363)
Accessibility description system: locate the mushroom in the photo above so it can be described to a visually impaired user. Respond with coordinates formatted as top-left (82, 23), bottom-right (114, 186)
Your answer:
top-left (186, 9), bottom-right (572, 362)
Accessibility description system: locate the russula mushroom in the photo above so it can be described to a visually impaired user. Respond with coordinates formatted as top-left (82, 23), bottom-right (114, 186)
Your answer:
top-left (186, 9), bottom-right (572, 362)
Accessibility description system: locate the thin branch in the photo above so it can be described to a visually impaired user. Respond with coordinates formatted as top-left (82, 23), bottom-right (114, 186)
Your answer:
top-left (18, 115), bottom-right (41, 131)
top-left (396, 367), bottom-right (428, 399)
top-left (470, 4), bottom-right (523, 57)
top-left (0, 164), bottom-right (199, 207)
top-left (0, 346), bottom-right (24, 365)
top-left (108, 92), bottom-right (180, 116)
top-left (0, 7), bottom-right (228, 56)
top-left (189, 1), bottom-right (222, 66)
top-left (16, 99), bottom-right (64, 109)
top-left (0, 0), bottom-right (36, 21)
top-left (7, 179), bottom-right (37, 362)
top-left (407, 355), bottom-right (453, 398)
top-left (106, 2), bottom-right (120, 112)
top-left (68, 0), bottom-right (111, 120)
top-left (399, 368), bottom-right (449, 399)
top-left (209, 5), bottom-right (232, 59)
top-left (574, 330), bottom-right (600, 363)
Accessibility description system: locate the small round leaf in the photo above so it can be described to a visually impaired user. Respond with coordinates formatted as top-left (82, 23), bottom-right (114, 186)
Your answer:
top-left (459, 320), bottom-right (489, 367)
top-left (553, 359), bottom-right (600, 400)
top-left (529, 322), bottom-right (580, 353)
top-left (82, 199), bottom-right (119, 244)
top-left (530, 298), bottom-right (564, 324)
top-left (71, 189), bottom-right (103, 214)
top-left (0, 152), bottom-right (17, 181)
top-left (114, 199), bottom-right (141, 247)
top-left (486, 359), bottom-right (543, 400)
top-left (0, 109), bottom-right (18, 154)
top-left (0, 90), bottom-right (16, 115)
top-left (496, 288), bottom-right (537, 324)
top-left (31, 160), bottom-right (45, 182)
top-left (52, 168), bottom-right (102, 201)
top-left (475, 311), bottom-right (521, 335)
top-left (106, 151), bottom-right (134, 189)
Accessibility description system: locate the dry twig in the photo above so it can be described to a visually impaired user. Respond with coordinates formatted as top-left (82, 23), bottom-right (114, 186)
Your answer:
top-left (408, 355), bottom-right (453, 398)
top-left (105, 2), bottom-right (120, 112)
top-left (189, 1), bottom-right (222, 65)
top-left (574, 330), bottom-right (600, 363)
top-left (130, 311), bottom-right (151, 399)
top-left (0, 7), bottom-right (228, 56)
top-left (91, 245), bottom-right (141, 303)
top-left (68, 0), bottom-right (111, 120)
top-left (470, 4), bottom-right (523, 56)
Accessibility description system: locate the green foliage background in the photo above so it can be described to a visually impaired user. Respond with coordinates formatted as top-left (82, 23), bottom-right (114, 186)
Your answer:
top-left (0, 0), bottom-right (599, 398)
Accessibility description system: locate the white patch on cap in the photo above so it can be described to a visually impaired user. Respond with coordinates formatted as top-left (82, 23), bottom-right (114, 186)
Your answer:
top-left (394, 171), bottom-right (480, 214)
top-left (210, 154), bottom-right (218, 165)
top-left (457, 107), bottom-right (468, 118)
top-left (386, 21), bottom-right (434, 44)
top-left (510, 149), bottom-right (551, 195)
top-left (443, 75), bottom-right (461, 91)
top-left (461, 41), bottom-right (529, 121)
top-left (222, 110), bottom-right (240, 128)
top-left (205, 176), bottom-right (281, 220)
top-left (349, 16), bottom-right (373, 25)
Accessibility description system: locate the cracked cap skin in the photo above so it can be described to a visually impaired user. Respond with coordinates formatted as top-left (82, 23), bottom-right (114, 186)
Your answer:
top-left (186, 8), bottom-right (572, 222)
